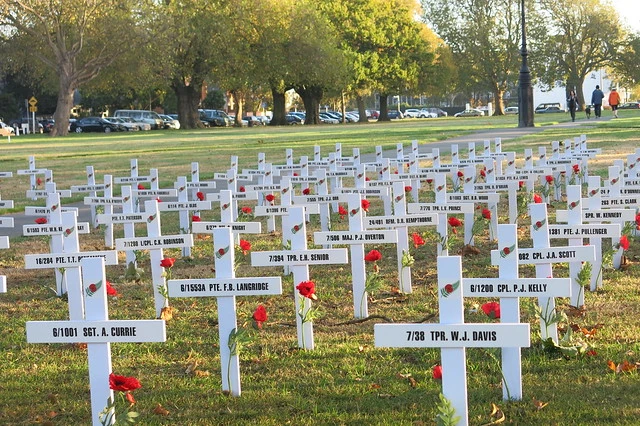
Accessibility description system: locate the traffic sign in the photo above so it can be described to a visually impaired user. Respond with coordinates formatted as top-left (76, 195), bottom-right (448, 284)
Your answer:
top-left (29, 96), bottom-right (37, 106)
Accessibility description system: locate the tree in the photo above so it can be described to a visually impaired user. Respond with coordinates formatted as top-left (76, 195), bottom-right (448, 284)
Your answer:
top-left (611, 32), bottom-right (640, 92)
top-left (537, 0), bottom-right (626, 109)
top-left (422, 0), bottom-right (528, 115)
top-left (0, 0), bottom-right (139, 136)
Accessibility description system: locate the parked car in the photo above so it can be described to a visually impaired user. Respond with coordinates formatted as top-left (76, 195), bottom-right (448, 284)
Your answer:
top-left (417, 109), bottom-right (437, 118)
top-left (319, 112), bottom-right (340, 124)
top-left (387, 110), bottom-right (404, 119)
top-left (0, 121), bottom-right (15, 137)
top-left (120, 116), bottom-right (150, 131)
top-left (159, 114), bottom-right (180, 129)
top-left (113, 110), bottom-right (164, 130)
top-left (534, 103), bottom-right (562, 113)
top-left (454, 109), bottom-right (484, 117)
top-left (366, 109), bottom-right (380, 119)
top-left (39, 119), bottom-right (55, 133)
top-left (619, 102), bottom-right (640, 109)
top-left (285, 113), bottom-right (304, 125)
top-left (535, 106), bottom-right (564, 114)
top-left (242, 116), bottom-right (264, 127)
top-left (70, 117), bottom-right (121, 133)
top-left (425, 107), bottom-right (448, 117)
top-left (104, 117), bottom-right (138, 131)
top-left (403, 108), bottom-right (421, 118)
top-left (199, 109), bottom-right (232, 127)
top-left (504, 106), bottom-right (519, 115)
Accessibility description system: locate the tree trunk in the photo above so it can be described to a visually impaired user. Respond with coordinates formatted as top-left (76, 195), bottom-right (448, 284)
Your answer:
top-left (231, 89), bottom-right (244, 126)
top-left (173, 81), bottom-right (204, 129)
top-left (296, 85), bottom-right (323, 125)
top-left (356, 95), bottom-right (368, 123)
top-left (270, 86), bottom-right (287, 126)
top-left (378, 94), bottom-right (390, 121)
top-left (492, 88), bottom-right (505, 116)
top-left (50, 74), bottom-right (74, 137)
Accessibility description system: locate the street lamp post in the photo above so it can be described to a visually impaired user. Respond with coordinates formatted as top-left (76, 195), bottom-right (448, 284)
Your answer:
top-left (518, 0), bottom-right (534, 127)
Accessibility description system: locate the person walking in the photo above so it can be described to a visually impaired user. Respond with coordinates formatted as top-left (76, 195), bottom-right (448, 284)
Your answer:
top-left (591, 85), bottom-right (605, 118)
top-left (609, 87), bottom-right (621, 118)
top-left (567, 90), bottom-right (578, 122)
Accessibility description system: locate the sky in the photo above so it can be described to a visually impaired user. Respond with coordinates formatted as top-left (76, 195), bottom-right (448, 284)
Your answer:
top-left (611, 0), bottom-right (640, 31)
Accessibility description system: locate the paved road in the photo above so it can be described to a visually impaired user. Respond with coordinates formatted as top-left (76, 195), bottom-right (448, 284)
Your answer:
top-left (0, 118), bottom-right (607, 239)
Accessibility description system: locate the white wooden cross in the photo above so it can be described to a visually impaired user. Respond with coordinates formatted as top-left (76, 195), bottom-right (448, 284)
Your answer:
top-left (167, 227), bottom-right (281, 397)
top-left (24, 211), bottom-right (119, 319)
top-left (375, 256), bottom-right (530, 426)
top-left (26, 257), bottom-right (166, 425)
top-left (470, 224), bottom-right (571, 399)
top-left (115, 200), bottom-right (193, 317)
top-left (16, 155), bottom-right (48, 199)
top-left (0, 234), bottom-right (9, 292)
top-left (69, 166), bottom-right (105, 228)
top-left (252, 206), bottom-right (349, 344)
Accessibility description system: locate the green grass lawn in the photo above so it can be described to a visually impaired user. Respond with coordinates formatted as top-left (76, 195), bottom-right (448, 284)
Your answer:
top-left (1, 113), bottom-right (640, 425)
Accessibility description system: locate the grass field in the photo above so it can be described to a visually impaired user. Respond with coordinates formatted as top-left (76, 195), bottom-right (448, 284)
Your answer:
top-left (1, 112), bottom-right (640, 425)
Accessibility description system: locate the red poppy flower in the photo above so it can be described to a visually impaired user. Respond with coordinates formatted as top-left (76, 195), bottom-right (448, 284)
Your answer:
top-left (241, 206), bottom-right (252, 214)
top-left (502, 247), bottom-right (510, 255)
top-left (426, 179), bottom-right (433, 184)
top-left (572, 164), bottom-right (580, 174)
top-left (444, 284), bottom-right (454, 293)
top-left (109, 373), bottom-right (141, 392)
top-left (218, 248), bottom-right (226, 256)
top-left (404, 186), bottom-right (412, 192)
top-left (253, 305), bottom-right (267, 329)
top-left (106, 280), bottom-right (118, 297)
top-left (457, 171), bottom-right (464, 178)
top-left (338, 205), bottom-right (347, 217)
top-left (239, 239), bottom-right (251, 255)
top-left (36, 177), bottom-right (43, 186)
top-left (535, 221), bottom-right (543, 229)
top-left (89, 283), bottom-right (97, 293)
top-left (482, 208), bottom-right (491, 219)
top-left (302, 187), bottom-right (311, 195)
top-left (137, 184), bottom-right (145, 190)
top-left (160, 258), bottom-right (175, 268)
top-left (296, 280), bottom-right (317, 300)
top-left (125, 392), bottom-right (136, 404)
top-left (361, 199), bottom-right (370, 212)
top-left (364, 249), bottom-right (382, 262)
top-left (432, 365), bottom-right (442, 380)
top-left (239, 186), bottom-right (246, 192)
top-left (448, 217), bottom-right (462, 227)
top-left (35, 217), bottom-right (48, 224)
top-left (196, 191), bottom-right (205, 201)
top-left (620, 235), bottom-right (630, 251)
top-left (519, 181), bottom-right (525, 188)
top-left (533, 194), bottom-right (543, 203)
top-left (265, 194), bottom-right (275, 203)
top-left (545, 175), bottom-right (554, 184)
top-left (480, 169), bottom-right (486, 177)
top-left (365, 177), bottom-right (371, 181)
top-left (293, 172), bottom-right (299, 176)
top-left (192, 215), bottom-right (201, 222)
top-left (481, 301), bottom-right (501, 319)
top-left (412, 233), bottom-right (425, 248)
top-left (156, 197), bottom-right (162, 203)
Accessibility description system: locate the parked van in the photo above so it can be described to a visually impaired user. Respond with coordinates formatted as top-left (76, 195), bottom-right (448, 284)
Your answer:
top-left (113, 110), bottom-right (164, 130)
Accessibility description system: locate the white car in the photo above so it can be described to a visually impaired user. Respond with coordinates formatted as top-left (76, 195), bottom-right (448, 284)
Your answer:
top-left (404, 108), bottom-right (421, 118)
top-left (454, 109), bottom-right (484, 117)
top-left (160, 114), bottom-right (180, 129)
top-left (419, 109), bottom-right (438, 118)
top-left (119, 116), bottom-right (151, 131)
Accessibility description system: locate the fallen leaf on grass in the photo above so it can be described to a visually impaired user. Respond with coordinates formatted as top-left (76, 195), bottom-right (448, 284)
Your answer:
top-left (608, 360), bottom-right (638, 373)
top-left (185, 361), bottom-right (198, 374)
top-left (153, 403), bottom-right (170, 416)
top-left (159, 306), bottom-right (174, 321)
top-left (566, 305), bottom-right (586, 318)
top-left (370, 383), bottom-right (381, 389)
top-left (532, 398), bottom-right (549, 410)
top-left (408, 376), bottom-right (417, 388)
top-left (480, 402), bottom-right (505, 425)
top-left (194, 369), bottom-right (210, 377)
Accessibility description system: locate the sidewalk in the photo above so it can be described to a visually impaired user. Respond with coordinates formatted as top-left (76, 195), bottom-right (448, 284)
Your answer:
top-left (0, 118), bottom-right (607, 239)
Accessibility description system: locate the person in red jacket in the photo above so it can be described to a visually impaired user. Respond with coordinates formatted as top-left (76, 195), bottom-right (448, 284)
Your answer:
top-left (609, 87), bottom-right (621, 118)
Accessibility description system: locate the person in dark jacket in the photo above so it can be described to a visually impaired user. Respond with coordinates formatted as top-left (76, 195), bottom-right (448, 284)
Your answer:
top-left (591, 85), bottom-right (605, 118)
top-left (567, 90), bottom-right (578, 122)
